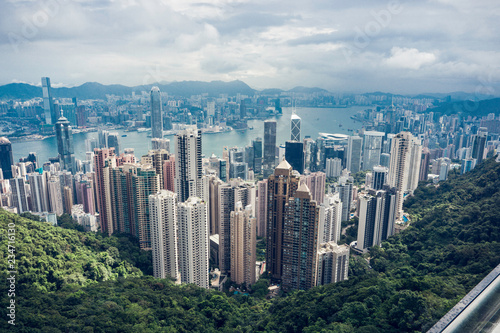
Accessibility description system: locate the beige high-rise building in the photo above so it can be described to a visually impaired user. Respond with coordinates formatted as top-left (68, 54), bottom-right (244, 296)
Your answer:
top-left (47, 176), bottom-right (63, 216)
top-left (208, 176), bottom-right (224, 235)
top-left (177, 197), bottom-right (209, 289)
top-left (63, 186), bottom-right (73, 214)
top-left (230, 202), bottom-right (256, 285)
top-left (150, 190), bottom-right (180, 281)
top-left (281, 183), bottom-right (320, 291)
top-left (218, 179), bottom-right (255, 274)
top-left (388, 132), bottom-right (422, 220)
top-left (302, 172), bottom-right (326, 203)
top-left (93, 148), bottom-right (116, 234)
top-left (266, 160), bottom-right (301, 280)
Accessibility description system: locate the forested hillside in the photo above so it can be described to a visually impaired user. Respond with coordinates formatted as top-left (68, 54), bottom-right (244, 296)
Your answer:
top-left (1, 158), bottom-right (499, 332)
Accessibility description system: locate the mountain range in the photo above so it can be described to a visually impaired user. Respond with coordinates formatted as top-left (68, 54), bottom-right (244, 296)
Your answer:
top-left (0, 80), bottom-right (331, 100)
top-left (0, 80), bottom-right (497, 101)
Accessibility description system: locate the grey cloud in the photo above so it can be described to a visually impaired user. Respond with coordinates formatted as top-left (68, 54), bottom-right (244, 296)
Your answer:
top-left (0, 0), bottom-right (499, 94)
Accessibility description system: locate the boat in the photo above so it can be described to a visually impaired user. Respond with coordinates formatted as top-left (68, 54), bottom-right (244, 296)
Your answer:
top-left (121, 134), bottom-right (127, 137)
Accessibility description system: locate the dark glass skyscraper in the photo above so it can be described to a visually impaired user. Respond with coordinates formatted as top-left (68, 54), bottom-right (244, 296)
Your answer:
top-left (0, 137), bottom-right (14, 179)
top-left (175, 127), bottom-right (202, 203)
top-left (252, 137), bottom-right (263, 174)
top-left (285, 140), bottom-right (304, 174)
top-left (55, 116), bottom-right (75, 174)
top-left (150, 86), bottom-right (163, 139)
top-left (42, 77), bottom-right (57, 125)
top-left (263, 120), bottom-right (277, 177)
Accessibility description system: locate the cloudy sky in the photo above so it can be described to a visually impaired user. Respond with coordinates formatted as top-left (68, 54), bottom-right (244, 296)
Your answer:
top-left (1, 0), bottom-right (499, 94)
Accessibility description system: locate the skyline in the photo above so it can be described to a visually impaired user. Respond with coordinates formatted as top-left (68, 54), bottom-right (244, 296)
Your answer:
top-left (1, 1), bottom-right (499, 95)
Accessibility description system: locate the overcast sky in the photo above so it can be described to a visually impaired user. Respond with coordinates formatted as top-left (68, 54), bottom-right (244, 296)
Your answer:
top-left (1, 0), bottom-right (499, 94)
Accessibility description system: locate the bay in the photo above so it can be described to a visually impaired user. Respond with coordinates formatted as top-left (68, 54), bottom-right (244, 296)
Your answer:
top-left (12, 106), bottom-right (367, 165)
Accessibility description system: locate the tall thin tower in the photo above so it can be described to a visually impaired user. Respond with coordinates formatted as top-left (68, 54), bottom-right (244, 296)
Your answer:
top-left (388, 132), bottom-right (422, 220)
top-left (150, 190), bottom-right (180, 281)
top-left (55, 115), bottom-right (75, 174)
top-left (177, 197), bottom-right (209, 289)
top-left (174, 126), bottom-right (202, 203)
top-left (0, 137), bottom-right (14, 179)
top-left (230, 202), bottom-right (256, 285)
top-left (42, 77), bottom-right (56, 125)
top-left (290, 114), bottom-right (301, 142)
top-left (150, 86), bottom-right (163, 139)
top-left (263, 120), bottom-right (277, 177)
top-left (266, 159), bottom-right (300, 280)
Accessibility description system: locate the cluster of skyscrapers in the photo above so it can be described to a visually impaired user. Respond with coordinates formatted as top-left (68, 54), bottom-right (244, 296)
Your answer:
top-left (1, 82), bottom-right (499, 293)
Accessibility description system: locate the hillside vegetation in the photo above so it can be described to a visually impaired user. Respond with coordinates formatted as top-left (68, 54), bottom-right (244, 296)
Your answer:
top-left (1, 158), bottom-right (499, 332)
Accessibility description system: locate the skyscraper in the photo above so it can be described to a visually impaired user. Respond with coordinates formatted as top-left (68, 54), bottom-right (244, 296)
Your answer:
top-left (419, 148), bottom-right (430, 181)
top-left (150, 86), bottom-right (163, 139)
top-left (356, 188), bottom-right (397, 251)
top-left (42, 77), bottom-right (56, 125)
top-left (256, 179), bottom-right (268, 238)
top-left (372, 166), bottom-right (388, 190)
top-left (152, 138), bottom-right (170, 151)
top-left (0, 137), bottom-right (14, 179)
top-left (175, 126), bottom-right (202, 203)
top-left (47, 176), bottom-right (63, 216)
top-left (252, 137), bottom-right (263, 174)
top-left (230, 203), bottom-right (256, 285)
top-left (132, 166), bottom-right (160, 250)
top-left (334, 176), bottom-right (353, 222)
top-left (325, 158), bottom-right (342, 178)
top-left (9, 177), bottom-right (29, 213)
top-left (316, 242), bottom-right (349, 286)
top-left (266, 160), bottom-right (301, 280)
top-left (291, 114), bottom-right (301, 142)
top-left (218, 179), bottom-right (255, 273)
top-left (150, 190), bottom-right (180, 281)
top-left (471, 128), bottom-right (488, 165)
top-left (285, 141), bottom-right (304, 174)
top-left (162, 155), bottom-right (175, 192)
top-left (319, 192), bottom-right (343, 244)
top-left (281, 183), bottom-right (320, 291)
top-left (387, 132), bottom-right (422, 220)
top-left (28, 172), bottom-right (49, 213)
top-left (55, 115), bottom-right (75, 174)
top-left (347, 135), bottom-right (363, 173)
top-left (93, 148), bottom-right (115, 234)
top-left (302, 172), bottom-right (326, 204)
top-left (107, 132), bottom-right (120, 155)
top-left (362, 131), bottom-right (384, 171)
top-left (63, 186), bottom-right (73, 214)
top-left (263, 120), bottom-right (277, 177)
top-left (177, 197), bottom-right (209, 289)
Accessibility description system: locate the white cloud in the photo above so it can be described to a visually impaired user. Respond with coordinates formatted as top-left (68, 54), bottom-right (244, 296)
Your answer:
top-left (385, 47), bottom-right (436, 70)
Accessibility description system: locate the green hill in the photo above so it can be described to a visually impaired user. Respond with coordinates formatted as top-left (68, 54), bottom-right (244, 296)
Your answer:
top-left (428, 97), bottom-right (500, 118)
top-left (1, 158), bottom-right (499, 332)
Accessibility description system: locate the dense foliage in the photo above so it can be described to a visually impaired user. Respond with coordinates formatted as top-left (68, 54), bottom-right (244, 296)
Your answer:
top-left (429, 97), bottom-right (500, 118)
top-left (1, 158), bottom-right (499, 332)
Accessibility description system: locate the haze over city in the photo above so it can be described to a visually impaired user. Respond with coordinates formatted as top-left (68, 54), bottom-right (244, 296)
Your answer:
top-left (1, 0), bottom-right (500, 94)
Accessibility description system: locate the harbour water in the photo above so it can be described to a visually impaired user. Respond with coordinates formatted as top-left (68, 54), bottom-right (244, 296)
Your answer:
top-left (12, 106), bottom-right (368, 164)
